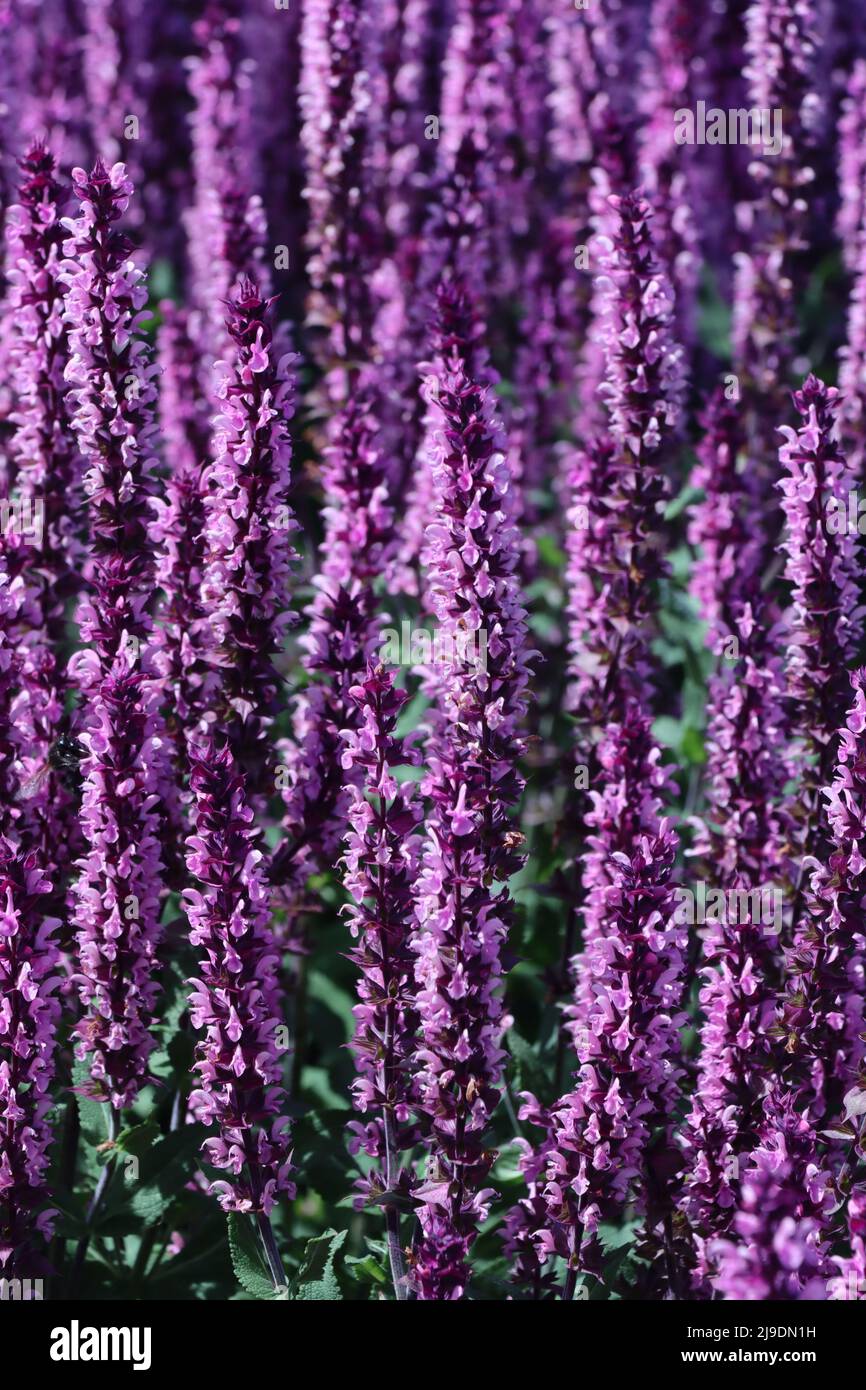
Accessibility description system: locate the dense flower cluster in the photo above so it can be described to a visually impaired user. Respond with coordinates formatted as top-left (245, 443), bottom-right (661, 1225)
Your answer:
top-left (184, 742), bottom-right (293, 1216)
top-left (410, 279), bottom-right (530, 1298)
top-left (3, 0), bottom-right (866, 1314)
top-left (199, 278), bottom-right (298, 779)
top-left (0, 840), bottom-right (61, 1275)
top-left (60, 159), bottom-right (159, 675)
top-left (540, 738), bottom-right (686, 1284)
top-left (778, 377), bottom-right (861, 787)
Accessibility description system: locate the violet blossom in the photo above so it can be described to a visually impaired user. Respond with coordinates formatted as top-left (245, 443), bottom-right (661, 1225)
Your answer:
top-left (836, 58), bottom-right (866, 273)
top-left (151, 302), bottom-right (213, 752)
top-left (71, 662), bottom-right (168, 1108)
top-left (273, 390), bottom-right (391, 895)
top-left (0, 839), bottom-right (61, 1276)
top-left (410, 279), bottom-right (531, 1299)
top-left (775, 669), bottom-right (866, 1126)
top-left (828, 1189), bottom-right (866, 1300)
top-left (732, 0), bottom-right (821, 481)
top-left (777, 376), bottom-right (861, 807)
top-left (299, 0), bottom-right (383, 391)
top-left (184, 740), bottom-right (293, 1215)
top-left (61, 159), bottom-right (171, 1103)
top-left (185, 2), bottom-right (269, 386)
top-left (60, 159), bottom-right (160, 678)
top-left (199, 277), bottom-right (298, 785)
top-left (2, 143), bottom-right (83, 867)
top-left (539, 728), bottom-right (686, 1288)
top-left (711, 1157), bottom-right (829, 1301)
top-left (339, 661), bottom-right (421, 1298)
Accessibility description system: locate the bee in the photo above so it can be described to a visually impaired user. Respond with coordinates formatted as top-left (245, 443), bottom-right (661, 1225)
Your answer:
top-left (16, 733), bottom-right (86, 801)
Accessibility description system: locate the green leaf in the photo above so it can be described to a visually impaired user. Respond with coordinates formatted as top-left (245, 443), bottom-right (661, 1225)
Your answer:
top-left (292, 1228), bottom-right (347, 1301)
top-left (345, 1254), bottom-right (388, 1288)
top-left (115, 1121), bottom-right (160, 1157)
top-left (227, 1214), bottom-right (278, 1300)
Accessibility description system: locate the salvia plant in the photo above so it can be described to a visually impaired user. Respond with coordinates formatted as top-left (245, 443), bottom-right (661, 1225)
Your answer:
top-left (2, 0), bottom-right (866, 1313)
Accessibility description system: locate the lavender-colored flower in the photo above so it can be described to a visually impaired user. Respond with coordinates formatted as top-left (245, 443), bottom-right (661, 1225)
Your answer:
top-left (564, 199), bottom-right (683, 735)
top-left (839, 225), bottom-right (866, 482)
top-left (377, 0), bottom-right (443, 246)
top-left (71, 662), bottom-right (167, 1109)
top-left (151, 303), bottom-right (214, 754)
top-left (775, 669), bottom-right (866, 1125)
top-left (732, 0), bottom-right (821, 473)
top-left (273, 390), bottom-right (391, 894)
top-left (185, 2), bottom-right (268, 385)
top-left (829, 1189), bottom-right (866, 1300)
top-left (688, 390), bottom-right (767, 654)
top-left (0, 839), bottom-right (61, 1275)
top-left (81, 0), bottom-right (133, 166)
top-left (777, 376), bottom-right (861, 796)
top-left (712, 1158), bottom-right (829, 1301)
top-left (503, 1096), bottom-right (562, 1300)
top-left (61, 159), bottom-right (160, 678)
top-left (299, 0), bottom-right (383, 389)
top-left (0, 0), bottom-right (86, 168)
top-left (199, 278), bottom-right (298, 784)
top-left (540, 733), bottom-right (686, 1285)
top-left (410, 279), bottom-right (531, 1299)
top-left (184, 741), bottom-right (293, 1215)
top-left (2, 143), bottom-right (83, 866)
top-left (565, 436), bottom-right (659, 731)
top-left (567, 702), bottom-right (676, 1038)
top-left (595, 190), bottom-right (686, 463)
top-left (4, 143), bottom-right (82, 639)
top-left (339, 662), bottom-right (421, 1295)
top-left (837, 58), bottom-right (866, 272)
top-left (61, 159), bottom-right (172, 1102)
top-left (682, 644), bottom-right (784, 1239)
top-left (637, 0), bottom-right (701, 350)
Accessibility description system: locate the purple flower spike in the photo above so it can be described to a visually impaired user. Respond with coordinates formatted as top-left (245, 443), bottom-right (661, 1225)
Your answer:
top-left (0, 840), bottom-right (61, 1275)
top-left (732, 0), bottom-right (821, 472)
top-left (71, 661), bottom-right (167, 1109)
top-left (776, 669), bottom-right (866, 1124)
top-left (712, 1159), bottom-right (829, 1301)
top-left (595, 190), bottom-right (686, 465)
top-left (4, 143), bottom-right (83, 638)
top-left (184, 741), bottom-right (293, 1216)
top-left (151, 303), bottom-right (213, 746)
top-left (540, 739), bottom-right (686, 1284)
top-left (200, 278), bottom-right (298, 781)
top-left (299, 0), bottom-right (383, 385)
top-left (341, 663), bottom-right (420, 1165)
top-left (185, 3), bottom-right (269, 383)
top-left (61, 159), bottom-right (160, 678)
top-left (837, 59), bottom-right (866, 273)
top-left (410, 280), bottom-right (531, 1299)
top-left (273, 391), bottom-right (392, 896)
top-left (777, 376), bottom-right (861, 787)
top-left (829, 1189), bottom-right (866, 1300)
top-left (339, 662), bottom-right (421, 1296)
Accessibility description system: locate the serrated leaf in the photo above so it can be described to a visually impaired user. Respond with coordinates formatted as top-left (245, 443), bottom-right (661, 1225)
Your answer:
top-left (345, 1254), bottom-right (388, 1286)
top-left (292, 1228), bottom-right (347, 1301)
top-left (227, 1214), bottom-right (277, 1300)
top-left (115, 1121), bottom-right (160, 1157)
